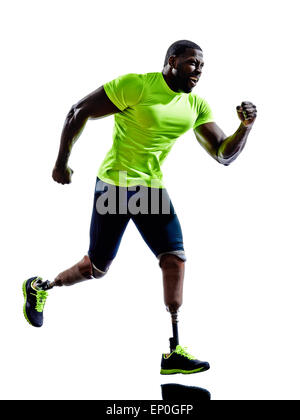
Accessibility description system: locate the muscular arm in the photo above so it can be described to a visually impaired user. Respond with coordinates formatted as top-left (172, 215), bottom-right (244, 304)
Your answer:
top-left (194, 101), bottom-right (257, 166)
top-left (53, 86), bottom-right (120, 184)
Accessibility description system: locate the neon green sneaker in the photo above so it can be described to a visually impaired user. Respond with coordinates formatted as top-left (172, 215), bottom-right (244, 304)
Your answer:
top-left (160, 345), bottom-right (210, 375)
top-left (22, 277), bottom-right (48, 327)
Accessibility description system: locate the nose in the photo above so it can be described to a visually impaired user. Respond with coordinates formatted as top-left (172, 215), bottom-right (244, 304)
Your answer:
top-left (194, 67), bottom-right (201, 76)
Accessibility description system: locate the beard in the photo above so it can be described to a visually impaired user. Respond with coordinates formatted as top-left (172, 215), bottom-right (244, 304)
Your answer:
top-left (174, 68), bottom-right (194, 93)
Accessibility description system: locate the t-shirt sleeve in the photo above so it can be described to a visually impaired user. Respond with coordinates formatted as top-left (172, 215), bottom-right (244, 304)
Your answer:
top-left (193, 97), bottom-right (214, 129)
top-left (103, 73), bottom-right (144, 111)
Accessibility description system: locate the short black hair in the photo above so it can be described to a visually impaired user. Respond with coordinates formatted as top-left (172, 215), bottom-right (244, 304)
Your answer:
top-left (164, 40), bottom-right (202, 67)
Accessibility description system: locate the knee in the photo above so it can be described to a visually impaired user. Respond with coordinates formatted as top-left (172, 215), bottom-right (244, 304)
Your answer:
top-left (90, 258), bottom-right (113, 279)
top-left (159, 253), bottom-right (185, 271)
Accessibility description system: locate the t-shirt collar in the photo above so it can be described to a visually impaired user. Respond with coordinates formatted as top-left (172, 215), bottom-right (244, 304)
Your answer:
top-left (159, 72), bottom-right (185, 96)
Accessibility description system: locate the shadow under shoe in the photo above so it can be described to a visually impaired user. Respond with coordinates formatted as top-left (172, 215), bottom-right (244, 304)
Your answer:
top-left (161, 383), bottom-right (211, 401)
top-left (160, 345), bottom-right (210, 375)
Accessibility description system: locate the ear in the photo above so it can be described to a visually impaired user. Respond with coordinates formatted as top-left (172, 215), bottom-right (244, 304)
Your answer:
top-left (168, 55), bottom-right (177, 69)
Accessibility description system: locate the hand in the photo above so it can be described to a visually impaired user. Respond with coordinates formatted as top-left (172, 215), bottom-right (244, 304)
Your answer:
top-left (52, 164), bottom-right (73, 184)
top-left (236, 101), bottom-right (257, 127)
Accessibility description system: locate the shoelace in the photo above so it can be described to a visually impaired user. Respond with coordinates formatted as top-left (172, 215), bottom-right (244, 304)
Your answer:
top-left (31, 289), bottom-right (48, 312)
top-left (174, 345), bottom-right (196, 360)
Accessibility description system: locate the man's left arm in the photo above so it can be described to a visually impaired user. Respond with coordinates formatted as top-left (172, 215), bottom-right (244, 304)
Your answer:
top-left (193, 101), bottom-right (257, 165)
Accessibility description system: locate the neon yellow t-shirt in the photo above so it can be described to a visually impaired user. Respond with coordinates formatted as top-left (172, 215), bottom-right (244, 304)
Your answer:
top-left (98, 72), bottom-right (214, 188)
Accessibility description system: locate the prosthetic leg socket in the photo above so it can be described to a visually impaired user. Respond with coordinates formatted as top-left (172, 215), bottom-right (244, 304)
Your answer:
top-left (54, 255), bottom-right (93, 287)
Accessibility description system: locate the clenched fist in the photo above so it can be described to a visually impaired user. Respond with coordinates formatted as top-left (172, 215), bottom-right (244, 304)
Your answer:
top-left (236, 101), bottom-right (257, 127)
top-left (52, 164), bottom-right (73, 185)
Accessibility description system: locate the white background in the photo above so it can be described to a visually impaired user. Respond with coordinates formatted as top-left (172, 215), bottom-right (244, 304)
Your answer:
top-left (1, 0), bottom-right (299, 400)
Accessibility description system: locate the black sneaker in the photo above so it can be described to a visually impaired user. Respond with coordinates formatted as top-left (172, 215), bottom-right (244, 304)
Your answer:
top-left (22, 277), bottom-right (48, 327)
top-left (160, 345), bottom-right (210, 375)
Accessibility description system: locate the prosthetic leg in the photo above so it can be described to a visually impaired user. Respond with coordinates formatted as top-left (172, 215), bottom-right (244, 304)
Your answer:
top-left (160, 254), bottom-right (210, 375)
top-left (160, 254), bottom-right (185, 353)
top-left (35, 255), bottom-right (106, 290)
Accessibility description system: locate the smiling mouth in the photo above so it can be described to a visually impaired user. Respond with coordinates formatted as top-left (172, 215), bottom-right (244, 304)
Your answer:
top-left (189, 76), bottom-right (199, 86)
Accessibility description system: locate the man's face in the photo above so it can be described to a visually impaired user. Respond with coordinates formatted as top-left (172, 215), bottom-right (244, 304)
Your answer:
top-left (170, 48), bottom-right (204, 93)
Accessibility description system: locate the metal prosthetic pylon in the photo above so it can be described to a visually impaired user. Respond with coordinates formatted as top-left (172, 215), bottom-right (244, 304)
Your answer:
top-left (169, 310), bottom-right (179, 353)
top-left (35, 279), bottom-right (54, 291)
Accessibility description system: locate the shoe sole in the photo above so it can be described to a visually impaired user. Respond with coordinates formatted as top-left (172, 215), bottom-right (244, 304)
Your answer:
top-left (22, 279), bottom-right (34, 326)
top-left (160, 366), bottom-right (209, 375)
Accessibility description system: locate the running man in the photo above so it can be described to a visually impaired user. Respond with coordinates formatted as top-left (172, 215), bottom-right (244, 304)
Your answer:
top-left (23, 40), bottom-right (257, 374)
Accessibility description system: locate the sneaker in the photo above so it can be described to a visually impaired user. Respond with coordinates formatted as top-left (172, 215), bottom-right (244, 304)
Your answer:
top-left (160, 345), bottom-right (210, 375)
top-left (22, 277), bottom-right (48, 327)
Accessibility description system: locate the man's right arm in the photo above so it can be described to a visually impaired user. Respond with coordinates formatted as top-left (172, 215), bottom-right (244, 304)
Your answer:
top-left (53, 86), bottom-right (120, 184)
